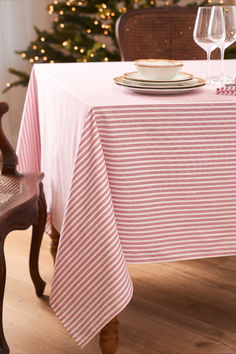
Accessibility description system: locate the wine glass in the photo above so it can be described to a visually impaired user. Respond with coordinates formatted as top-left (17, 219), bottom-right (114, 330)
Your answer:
top-left (193, 7), bottom-right (225, 84)
top-left (213, 6), bottom-right (236, 83)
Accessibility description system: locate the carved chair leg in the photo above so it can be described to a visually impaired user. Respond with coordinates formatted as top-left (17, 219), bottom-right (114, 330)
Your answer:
top-left (0, 238), bottom-right (9, 354)
top-left (29, 183), bottom-right (46, 297)
top-left (48, 225), bottom-right (60, 264)
top-left (99, 316), bottom-right (119, 354)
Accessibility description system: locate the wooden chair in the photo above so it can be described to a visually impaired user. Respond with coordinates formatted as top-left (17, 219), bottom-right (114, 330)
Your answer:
top-left (115, 7), bottom-right (220, 61)
top-left (0, 102), bottom-right (46, 354)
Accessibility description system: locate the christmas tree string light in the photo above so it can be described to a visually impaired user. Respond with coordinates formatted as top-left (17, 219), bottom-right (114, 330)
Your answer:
top-left (3, 0), bottom-right (157, 91)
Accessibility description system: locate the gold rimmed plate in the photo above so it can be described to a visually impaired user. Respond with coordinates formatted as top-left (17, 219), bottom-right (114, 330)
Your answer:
top-left (113, 75), bottom-right (205, 95)
top-left (124, 71), bottom-right (193, 83)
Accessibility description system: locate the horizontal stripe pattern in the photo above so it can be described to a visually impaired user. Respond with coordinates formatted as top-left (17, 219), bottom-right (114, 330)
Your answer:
top-left (16, 71), bottom-right (236, 348)
top-left (91, 106), bottom-right (236, 264)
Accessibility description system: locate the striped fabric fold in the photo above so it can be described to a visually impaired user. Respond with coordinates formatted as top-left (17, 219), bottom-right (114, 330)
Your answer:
top-left (50, 110), bottom-right (133, 346)
top-left (16, 68), bottom-right (236, 347)
top-left (17, 69), bottom-right (41, 173)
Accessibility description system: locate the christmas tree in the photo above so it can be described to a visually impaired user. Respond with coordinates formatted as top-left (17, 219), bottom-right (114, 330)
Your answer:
top-left (4, 0), bottom-right (160, 92)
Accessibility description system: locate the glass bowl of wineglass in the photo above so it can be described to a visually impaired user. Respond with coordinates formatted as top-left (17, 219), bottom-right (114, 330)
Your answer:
top-left (193, 6), bottom-right (226, 85)
top-left (211, 6), bottom-right (236, 83)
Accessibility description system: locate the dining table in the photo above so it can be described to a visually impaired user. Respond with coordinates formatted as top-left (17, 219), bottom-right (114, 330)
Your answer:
top-left (16, 59), bottom-right (236, 353)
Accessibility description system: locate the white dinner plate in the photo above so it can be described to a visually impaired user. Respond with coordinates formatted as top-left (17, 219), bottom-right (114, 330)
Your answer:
top-left (116, 76), bottom-right (204, 89)
top-left (124, 71), bottom-right (193, 83)
top-left (113, 76), bottom-right (205, 95)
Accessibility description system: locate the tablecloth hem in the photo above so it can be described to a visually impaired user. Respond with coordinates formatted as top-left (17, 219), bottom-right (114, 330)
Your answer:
top-left (125, 251), bottom-right (236, 264)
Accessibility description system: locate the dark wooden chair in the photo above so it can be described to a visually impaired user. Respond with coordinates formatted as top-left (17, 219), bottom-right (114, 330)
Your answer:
top-left (115, 7), bottom-right (220, 61)
top-left (0, 102), bottom-right (46, 354)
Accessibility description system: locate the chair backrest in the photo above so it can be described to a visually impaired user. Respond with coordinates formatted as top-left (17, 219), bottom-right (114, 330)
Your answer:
top-left (0, 102), bottom-right (18, 175)
top-left (115, 7), bottom-right (219, 61)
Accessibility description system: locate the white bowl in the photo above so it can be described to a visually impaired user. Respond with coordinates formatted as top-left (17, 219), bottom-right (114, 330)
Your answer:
top-left (134, 59), bottom-right (183, 81)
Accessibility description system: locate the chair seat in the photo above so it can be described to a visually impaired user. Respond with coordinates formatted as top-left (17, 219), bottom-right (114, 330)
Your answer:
top-left (0, 174), bottom-right (22, 203)
top-left (0, 173), bottom-right (43, 218)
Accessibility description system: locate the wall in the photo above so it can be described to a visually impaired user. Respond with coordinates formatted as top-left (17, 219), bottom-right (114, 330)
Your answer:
top-left (0, 0), bottom-right (51, 148)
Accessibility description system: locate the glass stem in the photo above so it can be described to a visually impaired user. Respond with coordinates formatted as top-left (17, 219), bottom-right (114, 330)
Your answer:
top-left (220, 46), bottom-right (225, 77)
top-left (206, 50), bottom-right (211, 82)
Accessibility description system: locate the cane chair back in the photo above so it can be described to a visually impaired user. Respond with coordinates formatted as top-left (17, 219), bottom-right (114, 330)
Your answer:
top-left (115, 7), bottom-right (219, 61)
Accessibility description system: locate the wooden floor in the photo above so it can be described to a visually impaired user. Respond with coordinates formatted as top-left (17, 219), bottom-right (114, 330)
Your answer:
top-left (3, 228), bottom-right (236, 354)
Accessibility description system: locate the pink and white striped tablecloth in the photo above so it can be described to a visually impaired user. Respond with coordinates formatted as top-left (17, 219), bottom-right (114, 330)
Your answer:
top-left (17, 60), bottom-right (236, 347)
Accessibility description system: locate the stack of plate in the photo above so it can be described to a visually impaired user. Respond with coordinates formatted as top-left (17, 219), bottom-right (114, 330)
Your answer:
top-left (113, 71), bottom-right (205, 95)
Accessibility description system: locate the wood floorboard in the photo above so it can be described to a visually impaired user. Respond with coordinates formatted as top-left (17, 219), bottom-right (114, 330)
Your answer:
top-left (3, 228), bottom-right (236, 353)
